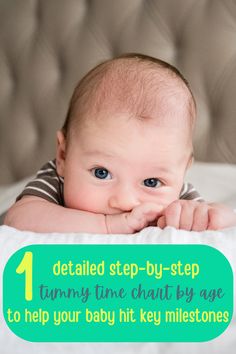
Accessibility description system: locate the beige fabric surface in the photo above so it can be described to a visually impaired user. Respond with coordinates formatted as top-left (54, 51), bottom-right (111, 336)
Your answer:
top-left (0, 0), bottom-right (236, 184)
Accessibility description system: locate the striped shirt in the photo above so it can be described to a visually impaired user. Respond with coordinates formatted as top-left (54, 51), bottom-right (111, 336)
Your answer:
top-left (16, 159), bottom-right (203, 205)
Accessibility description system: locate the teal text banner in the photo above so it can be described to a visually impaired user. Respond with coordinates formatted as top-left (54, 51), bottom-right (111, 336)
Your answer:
top-left (3, 244), bottom-right (233, 342)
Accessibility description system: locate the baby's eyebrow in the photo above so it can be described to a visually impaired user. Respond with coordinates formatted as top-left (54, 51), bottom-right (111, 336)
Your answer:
top-left (148, 167), bottom-right (174, 177)
top-left (150, 165), bottom-right (171, 173)
top-left (83, 150), bottom-right (117, 158)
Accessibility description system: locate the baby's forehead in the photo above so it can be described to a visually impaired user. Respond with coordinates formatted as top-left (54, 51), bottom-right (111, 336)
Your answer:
top-left (75, 106), bottom-right (192, 172)
top-left (81, 105), bottom-right (190, 146)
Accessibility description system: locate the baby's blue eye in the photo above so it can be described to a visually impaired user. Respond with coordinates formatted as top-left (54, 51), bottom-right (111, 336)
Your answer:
top-left (92, 168), bottom-right (111, 180)
top-left (143, 178), bottom-right (161, 188)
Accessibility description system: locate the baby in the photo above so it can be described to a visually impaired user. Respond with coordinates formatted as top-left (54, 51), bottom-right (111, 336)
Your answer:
top-left (4, 53), bottom-right (236, 233)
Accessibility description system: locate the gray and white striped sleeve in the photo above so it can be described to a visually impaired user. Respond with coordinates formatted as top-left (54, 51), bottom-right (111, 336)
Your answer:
top-left (179, 182), bottom-right (204, 202)
top-left (16, 159), bottom-right (64, 205)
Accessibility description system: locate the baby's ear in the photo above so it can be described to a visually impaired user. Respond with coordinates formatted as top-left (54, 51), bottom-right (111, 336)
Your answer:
top-left (56, 130), bottom-right (66, 177)
top-left (186, 152), bottom-right (194, 170)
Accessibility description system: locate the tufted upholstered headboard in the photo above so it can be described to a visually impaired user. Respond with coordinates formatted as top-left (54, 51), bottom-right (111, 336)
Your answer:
top-left (0, 0), bottom-right (236, 185)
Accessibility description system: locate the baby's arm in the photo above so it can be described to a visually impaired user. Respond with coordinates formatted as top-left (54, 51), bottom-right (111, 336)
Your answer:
top-left (4, 197), bottom-right (163, 234)
top-left (157, 200), bottom-right (236, 231)
top-left (4, 197), bottom-right (107, 233)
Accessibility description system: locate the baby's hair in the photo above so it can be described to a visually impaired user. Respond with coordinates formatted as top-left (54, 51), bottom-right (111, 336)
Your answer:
top-left (62, 53), bottom-right (196, 138)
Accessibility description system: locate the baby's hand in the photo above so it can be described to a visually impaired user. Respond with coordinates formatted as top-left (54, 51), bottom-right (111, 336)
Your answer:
top-left (157, 200), bottom-right (236, 231)
top-left (125, 202), bottom-right (164, 232)
top-left (106, 202), bottom-right (163, 234)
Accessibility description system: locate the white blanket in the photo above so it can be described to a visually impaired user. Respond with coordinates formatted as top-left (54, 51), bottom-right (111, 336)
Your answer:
top-left (0, 225), bottom-right (236, 354)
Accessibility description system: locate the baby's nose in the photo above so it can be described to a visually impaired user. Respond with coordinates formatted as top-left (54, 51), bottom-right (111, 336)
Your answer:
top-left (108, 186), bottom-right (140, 212)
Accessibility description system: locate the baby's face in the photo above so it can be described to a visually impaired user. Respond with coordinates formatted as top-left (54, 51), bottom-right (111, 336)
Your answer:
top-left (57, 110), bottom-right (192, 214)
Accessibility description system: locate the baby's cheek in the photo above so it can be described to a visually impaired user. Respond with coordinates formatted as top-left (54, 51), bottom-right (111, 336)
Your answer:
top-left (77, 194), bottom-right (102, 213)
top-left (63, 184), bottom-right (104, 213)
top-left (154, 188), bottom-right (180, 207)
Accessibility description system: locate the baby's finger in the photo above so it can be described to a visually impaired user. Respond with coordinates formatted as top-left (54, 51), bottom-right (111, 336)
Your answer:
top-left (157, 215), bottom-right (166, 228)
top-left (127, 203), bottom-right (163, 231)
top-left (133, 203), bottom-right (163, 221)
top-left (164, 201), bottom-right (181, 229)
top-left (179, 201), bottom-right (195, 231)
top-left (207, 208), bottom-right (222, 230)
top-left (192, 203), bottom-right (209, 231)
